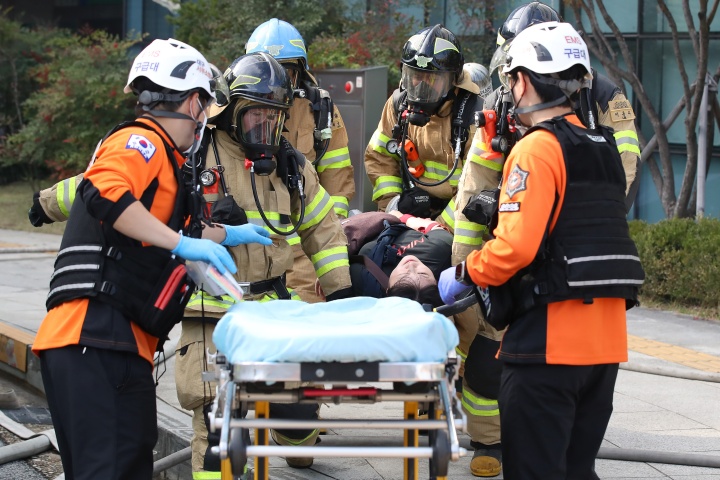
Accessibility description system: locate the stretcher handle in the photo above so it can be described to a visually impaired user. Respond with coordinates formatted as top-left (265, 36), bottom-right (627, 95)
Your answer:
top-left (434, 290), bottom-right (478, 316)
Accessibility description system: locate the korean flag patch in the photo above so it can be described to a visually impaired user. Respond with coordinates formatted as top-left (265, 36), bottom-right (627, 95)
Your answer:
top-left (126, 134), bottom-right (157, 162)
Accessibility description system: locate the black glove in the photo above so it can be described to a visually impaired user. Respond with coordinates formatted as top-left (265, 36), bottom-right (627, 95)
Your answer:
top-left (28, 192), bottom-right (54, 227)
top-left (325, 287), bottom-right (354, 301)
top-left (397, 186), bottom-right (433, 218)
top-left (462, 188), bottom-right (500, 231)
top-left (210, 195), bottom-right (248, 226)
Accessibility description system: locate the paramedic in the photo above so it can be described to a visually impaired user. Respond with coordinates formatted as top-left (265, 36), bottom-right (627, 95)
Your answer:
top-left (31, 39), bottom-right (271, 480)
top-left (439, 22), bottom-right (644, 479)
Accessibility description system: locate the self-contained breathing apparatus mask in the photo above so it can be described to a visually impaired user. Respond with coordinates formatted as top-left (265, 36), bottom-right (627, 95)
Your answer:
top-left (216, 100), bottom-right (306, 236)
top-left (232, 104), bottom-right (287, 174)
top-left (400, 66), bottom-right (454, 127)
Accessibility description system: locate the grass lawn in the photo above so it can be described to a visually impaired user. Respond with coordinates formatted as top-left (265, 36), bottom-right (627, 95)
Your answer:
top-left (0, 180), bottom-right (67, 235)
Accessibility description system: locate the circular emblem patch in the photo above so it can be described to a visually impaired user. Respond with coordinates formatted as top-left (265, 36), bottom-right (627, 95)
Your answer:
top-left (505, 164), bottom-right (529, 199)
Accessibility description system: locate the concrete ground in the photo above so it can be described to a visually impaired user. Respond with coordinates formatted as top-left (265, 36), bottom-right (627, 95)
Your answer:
top-left (1, 228), bottom-right (719, 479)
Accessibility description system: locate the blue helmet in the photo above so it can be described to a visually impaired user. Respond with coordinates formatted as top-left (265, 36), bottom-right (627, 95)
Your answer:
top-left (245, 18), bottom-right (308, 70)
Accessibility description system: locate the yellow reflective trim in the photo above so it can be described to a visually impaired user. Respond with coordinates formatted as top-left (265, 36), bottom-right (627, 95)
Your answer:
top-left (455, 346), bottom-right (467, 360)
top-left (462, 389), bottom-right (500, 417)
top-left (193, 471), bottom-right (222, 479)
top-left (370, 130), bottom-right (397, 157)
top-left (229, 75), bottom-right (260, 89)
top-left (289, 39), bottom-right (306, 53)
top-left (455, 220), bottom-right (483, 232)
top-left (617, 143), bottom-right (641, 155)
top-left (57, 177), bottom-right (77, 218)
top-left (440, 210), bottom-right (455, 231)
top-left (614, 130), bottom-right (638, 140)
top-left (332, 196), bottom-right (349, 218)
top-left (311, 245), bottom-right (349, 277)
top-left (245, 211), bottom-right (294, 233)
top-left (286, 232), bottom-right (300, 245)
top-left (434, 37), bottom-right (459, 54)
top-left (372, 176), bottom-right (403, 200)
top-left (469, 155), bottom-right (504, 171)
top-left (454, 235), bottom-right (484, 246)
top-left (315, 258), bottom-right (350, 277)
top-left (296, 190), bottom-right (333, 231)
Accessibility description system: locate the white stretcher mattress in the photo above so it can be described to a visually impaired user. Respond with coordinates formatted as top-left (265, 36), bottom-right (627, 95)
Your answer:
top-left (213, 296), bottom-right (459, 364)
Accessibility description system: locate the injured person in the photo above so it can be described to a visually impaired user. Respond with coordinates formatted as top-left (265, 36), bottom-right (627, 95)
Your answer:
top-left (316, 210), bottom-right (453, 308)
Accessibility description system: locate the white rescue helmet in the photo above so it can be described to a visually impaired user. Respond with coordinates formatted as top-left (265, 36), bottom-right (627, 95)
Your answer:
top-left (500, 21), bottom-right (592, 85)
top-left (124, 38), bottom-right (215, 101)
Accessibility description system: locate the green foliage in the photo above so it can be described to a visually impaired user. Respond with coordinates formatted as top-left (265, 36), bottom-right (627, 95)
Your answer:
top-left (1, 23), bottom-right (138, 186)
top-left (0, 8), bottom-right (64, 184)
top-left (309, 1), bottom-right (417, 95)
top-left (630, 218), bottom-right (720, 309)
top-left (451, 0), bottom-right (504, 65)
top-left (169, 0), bottom-right (347, 70)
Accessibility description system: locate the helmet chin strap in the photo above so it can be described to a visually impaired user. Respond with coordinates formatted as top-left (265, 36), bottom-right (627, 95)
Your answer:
top-left (514, 95), bottom-right (567, 114)
top-left (514, 73), bottom-right (587, 114)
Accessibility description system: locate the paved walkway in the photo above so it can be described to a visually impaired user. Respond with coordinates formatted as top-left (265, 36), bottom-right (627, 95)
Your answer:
top-left (1, 228), bottom-right (719, 479)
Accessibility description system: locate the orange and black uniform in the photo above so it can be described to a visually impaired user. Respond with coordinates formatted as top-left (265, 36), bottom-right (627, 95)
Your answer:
top-left (464, 114), bottom-right (643, 479)
top-left (33, 117), bottom-right (187, 480)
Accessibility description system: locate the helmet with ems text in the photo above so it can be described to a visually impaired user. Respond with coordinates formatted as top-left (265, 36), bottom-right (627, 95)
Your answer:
top-left (501, 22), bottom-right (591, 79)
top-left (124, 38), bottom-right (215, 102)
top-left (499, 21), bottom-right (592, 112)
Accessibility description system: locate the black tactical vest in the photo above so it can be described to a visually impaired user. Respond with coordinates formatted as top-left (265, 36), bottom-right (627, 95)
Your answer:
top-left (520, 116), bottom-right (645, 307)
top-left (46, 122), bottom-right (192, 338)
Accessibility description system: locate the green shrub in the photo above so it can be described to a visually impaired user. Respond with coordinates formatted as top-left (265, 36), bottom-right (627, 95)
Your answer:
top-left (630, 218), bottom-right (720, 309)
top-left (2, 26), bottom-right (138, 186)
top-left (309, 1), bottom-right (416, 95)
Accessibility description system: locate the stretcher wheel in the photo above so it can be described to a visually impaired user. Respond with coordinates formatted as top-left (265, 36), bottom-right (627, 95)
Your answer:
top-left (229, 428), bottom-right (250, 478)
top-left (430, 429), bottom-right (451, 477)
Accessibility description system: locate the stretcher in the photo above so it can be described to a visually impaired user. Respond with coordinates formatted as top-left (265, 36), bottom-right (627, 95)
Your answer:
top-left (206, 296), bottom-right (468, 480)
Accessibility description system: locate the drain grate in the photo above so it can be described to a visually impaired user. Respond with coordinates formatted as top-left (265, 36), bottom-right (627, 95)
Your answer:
top-left (2, 407), bottom-right (53, 425)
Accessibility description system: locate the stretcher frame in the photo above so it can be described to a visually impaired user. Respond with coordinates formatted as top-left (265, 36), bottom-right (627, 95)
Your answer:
top-left (207, 352), bottom-right (468, 480)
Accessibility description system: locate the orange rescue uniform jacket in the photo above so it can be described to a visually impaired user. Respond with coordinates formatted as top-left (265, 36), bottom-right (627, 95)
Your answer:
top-left (464, 115), bottom-right (627, 366)
top-left (33, 117), bottom-right (186, 365)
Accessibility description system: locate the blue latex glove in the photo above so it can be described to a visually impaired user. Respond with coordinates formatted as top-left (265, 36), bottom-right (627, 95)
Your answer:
top-left (438, 266), bottom-right (472, 306)
top-left (171, 236), bottom-right (237, 275)
top-left (221, 224), bottom-right (272, 247)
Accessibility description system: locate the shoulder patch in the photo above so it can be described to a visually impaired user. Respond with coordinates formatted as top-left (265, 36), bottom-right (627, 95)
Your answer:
top-left (609, 105), bottom-right (635, 123)
top-left (505, 164), bottom-right (529, 199)
top-left (499, 202), bottom-right (520, 212)
top-left (126, 134), bottom-right (157, 162)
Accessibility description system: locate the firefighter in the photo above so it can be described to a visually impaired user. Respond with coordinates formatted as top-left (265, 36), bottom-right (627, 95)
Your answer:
top-left (31, 38), bottom-right (272, 480)
top-left (245, 18), bottom-right (354, 304)
top-left (364, 25), bottom-right (511, 475)
top-left (438, 22), bottom-right (644, 479)
top-left (364, 24), bottom-right (481, 227)
top-left (174, 52), bottom-right (353, 478)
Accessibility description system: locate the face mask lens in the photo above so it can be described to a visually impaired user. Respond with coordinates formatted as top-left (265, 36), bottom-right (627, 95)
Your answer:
top-left (499, 71), bottom-right (511, 90)
top-left (401, 67), bottom-right (452, 104)
top-left (209, 63), bottom-right (230, 107)
top-left (239, 107), bottom-right (285, 147)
